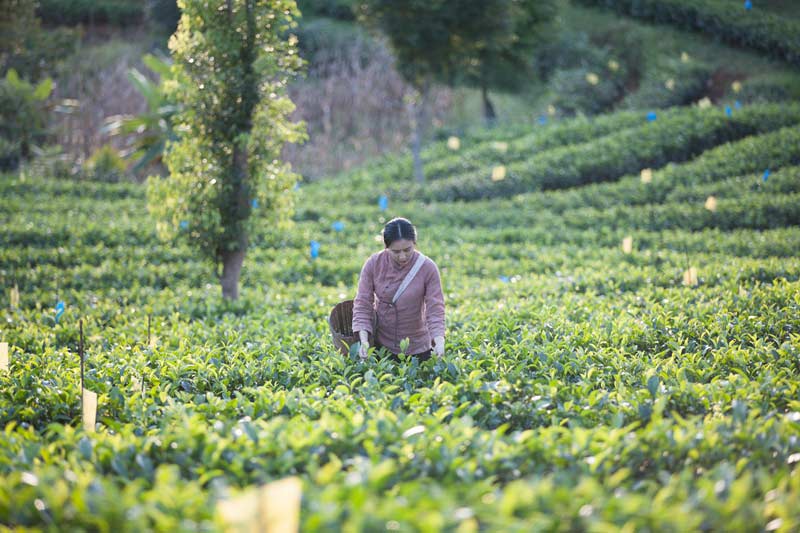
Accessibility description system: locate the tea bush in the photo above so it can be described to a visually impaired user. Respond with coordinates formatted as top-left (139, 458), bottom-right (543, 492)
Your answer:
top-left (1, 100), bottom-right (799, 530)
top-left (575, 0), bottom-right (800, 67)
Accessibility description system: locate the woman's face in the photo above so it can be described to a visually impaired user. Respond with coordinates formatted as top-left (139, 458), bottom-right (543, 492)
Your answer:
top-left (387, 239), bottom-right (415, 266)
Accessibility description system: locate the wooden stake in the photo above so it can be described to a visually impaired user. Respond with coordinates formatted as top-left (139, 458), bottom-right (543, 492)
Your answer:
top-left (10, 284), bottom-right (19, 308)
top-left (79, 320), bottom-right (85, 392)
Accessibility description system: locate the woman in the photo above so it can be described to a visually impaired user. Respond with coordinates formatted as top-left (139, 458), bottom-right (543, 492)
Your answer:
top-left (352, 217), bottom-right (446, 361)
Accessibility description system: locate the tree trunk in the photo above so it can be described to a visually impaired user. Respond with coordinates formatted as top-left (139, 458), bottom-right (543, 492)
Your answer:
top-left (222, 137), bottom-right (249, 301)
top-left (411, 86), bottom-right (429, 184)
top-left (482, 83), bottom-right (496, 126)
top-left (221, 248), bottom-right (245, 300)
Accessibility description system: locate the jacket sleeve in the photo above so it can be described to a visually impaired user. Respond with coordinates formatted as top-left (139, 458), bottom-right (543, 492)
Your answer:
top-left (424, 260), bottom-right (446, 339)
top-left (352, 255), bottom-right (376, 334)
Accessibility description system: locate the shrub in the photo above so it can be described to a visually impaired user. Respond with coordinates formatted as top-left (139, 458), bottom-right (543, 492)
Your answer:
top-left (550, 65), bottom-right (626, 116)
top-left (731, 73), bottom-right (800, 105)
top-left (0, 70), bottom-right (53, 169)
top-left (3, 27), bottom-right (80, 83)
top-left (535, 29), bottom-right (635, 116)
top-left (621, 57), bottom-right (713, 110)
top-left (0, 137), bottom-right (21, 171)
top-left (85, 144), bottom-right (127, 182)
top-left (19, 145), bottom-right (80, 181)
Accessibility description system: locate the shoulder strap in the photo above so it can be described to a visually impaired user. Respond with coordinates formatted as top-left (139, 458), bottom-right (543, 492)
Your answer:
top-left (392, 253), bottom-right (427, 304)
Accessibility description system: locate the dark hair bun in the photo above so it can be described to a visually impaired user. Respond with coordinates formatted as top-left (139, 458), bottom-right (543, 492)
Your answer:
top-left (382, 217), bottom-right (417, 247)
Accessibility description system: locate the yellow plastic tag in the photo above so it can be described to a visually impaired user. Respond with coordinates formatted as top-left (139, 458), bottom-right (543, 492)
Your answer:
top-left (218, 477), bottom-right (302, 533)
top-left (681, 51), bottom-right (690, 63)
top-left (218, 487), bottom-right (260, 533)
top-left (607, 60), bottom-right (619, 72)
top-left (704, 196), bottom-right (717, 212)
top-left (622, 236), bottom-right (633, 254)
top-left (261, 477), bottom-right (302, 533)
top-left (491, 165), bottom-right (506, 182)
top-left (447, 136), bottom-right (460, 151)
top-left (9, 285), bottom-right (19, 308)
top-left (683, 267), bottom-right (698, 287)
top-left (82, 389), bottom-right (97, 433)
top-left (732, 81), bottom-right (742, 93)
top-left (665, 79), bottom-right (675, 91)
top-left (547, 104), bottom-right (557, 116)
top-left (640, 168), bottom-right (653, 184)
top-left (586, 73), bottom-right (600, 85)
top-left (0, 342), bottom-right (8, 371)
top-left (492, 141), bottom-right (508, 153)
top-left (697, 97), bottom-right (711, 109)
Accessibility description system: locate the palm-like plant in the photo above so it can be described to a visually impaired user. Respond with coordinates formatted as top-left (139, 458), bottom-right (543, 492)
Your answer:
top-left (102, 53), bottom-right (180, 175)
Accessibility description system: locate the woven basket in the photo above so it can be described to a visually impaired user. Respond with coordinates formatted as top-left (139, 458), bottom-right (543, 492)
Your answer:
top-left (329, 300), bottom-right (359, 356)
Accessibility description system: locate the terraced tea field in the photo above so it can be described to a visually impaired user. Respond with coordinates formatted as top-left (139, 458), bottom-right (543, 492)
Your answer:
top-left (1, 103), bottom-right (799, 531)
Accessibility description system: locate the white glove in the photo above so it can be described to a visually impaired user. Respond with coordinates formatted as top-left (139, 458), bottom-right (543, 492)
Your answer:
top-left (433, 336), bottom-right (445, 358)
top-left (358, 331), bottom-right (370, 360)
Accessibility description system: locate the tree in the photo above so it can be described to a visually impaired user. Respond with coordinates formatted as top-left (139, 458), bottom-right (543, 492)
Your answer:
top-left (147, 0), bottom-right (307, 300)
top-left (452, 0), bottom-right (558, 125)
top-left (357, 0), bottom-right (456, 183)
top-left (359, 0), bottom-right (558, 181)
top-left (0, 0), bottom-right (37, 72)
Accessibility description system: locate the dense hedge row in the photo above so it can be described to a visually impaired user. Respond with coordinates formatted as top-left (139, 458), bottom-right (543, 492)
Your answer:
top-left (423, 111), bottom-right (650, 182)
top-left (574, 0), bottom-right (800, 67)
top-left (416, 104), bottom-right (800, 202)
top-left (408, 131), bottom-right (800, 230)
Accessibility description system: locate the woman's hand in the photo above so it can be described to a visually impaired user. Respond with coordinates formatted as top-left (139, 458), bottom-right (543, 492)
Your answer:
top-left (358, 331), bottom-right (370, 360)
top-left (358, 342), bottom-right (369, 360)
top-left (433, 336), bottom-right (445, 358)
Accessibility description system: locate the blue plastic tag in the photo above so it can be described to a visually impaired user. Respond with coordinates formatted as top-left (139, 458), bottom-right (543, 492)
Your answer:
top-left (310, 240), bottom-right (320, 259)
top-left (378, 195), bottom-right (388, 211)
top-left (332, 221), bottom-right (345, 232)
